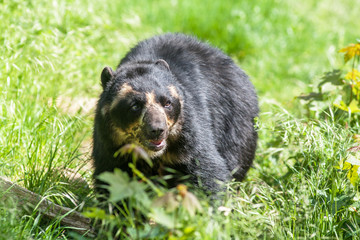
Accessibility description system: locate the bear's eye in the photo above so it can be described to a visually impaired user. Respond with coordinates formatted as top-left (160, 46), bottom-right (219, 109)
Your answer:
top-left (164, 100), bottom-right (172, 109)
top-left (130, 103), bottom-right (141, 112)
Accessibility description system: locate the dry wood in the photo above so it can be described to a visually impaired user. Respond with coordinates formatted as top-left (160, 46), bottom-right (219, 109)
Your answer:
top-left (0, 176), bottom-right (96, 237)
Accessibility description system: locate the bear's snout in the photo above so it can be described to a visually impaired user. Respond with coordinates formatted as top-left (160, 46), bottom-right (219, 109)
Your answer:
top-left (142, 108), bottom-right (168, 141)
top-left (144, 120), bottom-right (166, 140)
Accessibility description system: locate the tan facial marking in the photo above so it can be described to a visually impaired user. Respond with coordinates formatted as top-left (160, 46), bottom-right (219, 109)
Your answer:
top-left (166, 116), bottom-right (174, 128)
top-left (145, 92), bottom-right (166, 115)
top-left (119, 83), bottom-right (133, 97)
top-left (168, 84), bottom-right (184, 113)
top-left (169, 119), bottom-right (182, 139)
top-left (169, 102), bottom-right (183, 140)
top-left (145, 92), bottom-right (156, 106)
top-left (110, 83), bottom-right (135, 110)
top-left (168, 85), bottom-right (179, 98)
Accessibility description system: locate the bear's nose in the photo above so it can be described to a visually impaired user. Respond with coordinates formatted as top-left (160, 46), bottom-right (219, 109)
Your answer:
top-left (151, 126), bottom-right (164, 137)
top-left (145, 122), bottom-right (165, 139)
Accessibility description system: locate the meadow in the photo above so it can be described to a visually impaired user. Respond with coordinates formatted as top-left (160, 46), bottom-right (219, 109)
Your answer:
top-left (1, 0), bottom-right (360, 239)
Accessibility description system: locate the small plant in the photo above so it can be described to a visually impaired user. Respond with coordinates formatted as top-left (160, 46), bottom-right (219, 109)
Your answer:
top-left (334, 42), bottom-right (360, 116)
top-left (298, 40), bottom-right (360, 122)
top-left (83, 144), bottom-right (204, 239)
top-left (298, 40), bottom-right (360, 188)
top-left (337, 134), bottom-right (360, 187)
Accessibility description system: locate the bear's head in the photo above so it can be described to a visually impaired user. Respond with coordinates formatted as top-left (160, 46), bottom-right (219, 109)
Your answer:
top-left (99, 59), bottom-right (183, 158)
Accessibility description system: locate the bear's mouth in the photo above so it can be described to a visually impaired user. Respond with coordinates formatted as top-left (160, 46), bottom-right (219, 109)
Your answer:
top-left (146, 139), bottom-right (166, 151)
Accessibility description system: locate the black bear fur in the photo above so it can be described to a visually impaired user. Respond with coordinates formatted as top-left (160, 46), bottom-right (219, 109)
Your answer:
top-left (93, 33), bottom-right (258, 193)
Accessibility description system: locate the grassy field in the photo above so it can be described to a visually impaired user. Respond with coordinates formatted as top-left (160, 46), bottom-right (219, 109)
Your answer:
top-left (1, 0), bottom-right (360, 239)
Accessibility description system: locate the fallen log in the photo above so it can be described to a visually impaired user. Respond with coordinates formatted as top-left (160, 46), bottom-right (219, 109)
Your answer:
top-left (0, 176), bottom-right (96, 237)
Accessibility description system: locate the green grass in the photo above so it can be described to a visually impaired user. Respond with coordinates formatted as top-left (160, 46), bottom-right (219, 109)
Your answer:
top-left (1, 0), bottom-right (360, 239)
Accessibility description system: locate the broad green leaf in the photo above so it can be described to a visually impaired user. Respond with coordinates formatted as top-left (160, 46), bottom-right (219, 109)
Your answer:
top-left (183, 226), bottom-right (196, 235)
top-left (339, 43), bottom-right (360, 63)
top-left (129, 181), bottom-right (151, 208)
top-left (175, 184), bottom-right (202, 216)
top-left (150, 208), bottom-right (181, 229)
top-left (334, 100), bottom-right (360, 113)
top-left (348, 99), bottom-right (360, 113)
top-left (318, 69), bottom-right (343, 87)
top-left (343, 161), bottom-right (352, 170)
top-left (182, 192), bottom-right (203, 217)
top-left (97, 169), bottom-right (148, 203)
top-left (347, 165), bottom-right (359, 186)
top-left (345, 69), bottom-right (360, 81)
top-left (333, 101), bottom-right (348, 111)
top-left (152, 192), bottom-right (180, 212)
top-left (296, 92), bottom-right (323, 101)
top-left (98, 168), bottom-right (130, 186)
top-left (82, 207), bottom-right (115, 220)
top-left (334, 160), bottom-right (342, 170)
top-left (127, 224), bottom-right (165, 239)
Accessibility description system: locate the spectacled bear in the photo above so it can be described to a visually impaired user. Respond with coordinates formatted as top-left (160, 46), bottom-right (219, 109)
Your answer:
top-left (92, 33), bottom-right (258, 194)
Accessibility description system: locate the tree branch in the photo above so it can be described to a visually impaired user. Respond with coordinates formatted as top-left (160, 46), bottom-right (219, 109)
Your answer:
top-left (0, 176), bottom-right (96, 237)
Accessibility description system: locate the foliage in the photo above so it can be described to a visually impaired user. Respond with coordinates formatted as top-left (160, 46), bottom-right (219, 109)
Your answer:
top-left (84, 145), bottom-right (204, 239)
top-left (298, 40), bottom-right (360, 123)
top-left (337, 135), bottom-right (360, 186)
top-left (335, 42), bottom-right (360, 116)
top-left (298, 41), bottom-right (360, 188)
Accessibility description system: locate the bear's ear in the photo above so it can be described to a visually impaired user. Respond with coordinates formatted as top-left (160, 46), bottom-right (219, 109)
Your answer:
top-left (155, 59), bottom-right (170, 71)
top-left (101, 66), bottom-right (114, 89)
